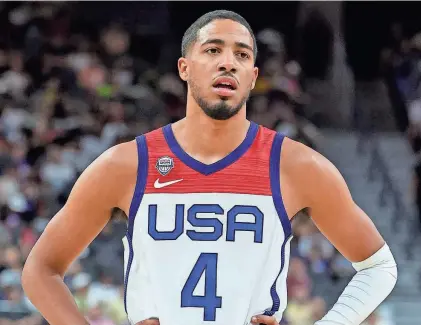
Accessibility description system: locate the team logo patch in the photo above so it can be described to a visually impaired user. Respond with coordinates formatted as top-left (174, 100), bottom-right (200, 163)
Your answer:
top-left (156, 156), bottom-right (174, 176)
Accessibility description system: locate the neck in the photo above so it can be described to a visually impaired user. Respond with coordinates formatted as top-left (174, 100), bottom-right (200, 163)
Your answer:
top-left (171, 99), bottom-right (250, 164)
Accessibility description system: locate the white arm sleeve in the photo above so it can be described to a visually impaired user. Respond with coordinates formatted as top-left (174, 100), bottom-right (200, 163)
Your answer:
top-left (314, 243), bottom-right (398, 325)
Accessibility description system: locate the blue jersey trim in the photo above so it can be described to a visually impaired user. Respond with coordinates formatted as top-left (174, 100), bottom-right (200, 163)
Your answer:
top-left (265, 132), bottom-right (292, 315)
top-left (124, 135), bottom-right (148, 313)
top-left (269, 133), bottom-right (292, 237)
top-left (162, 122), bottom-right (259, 176)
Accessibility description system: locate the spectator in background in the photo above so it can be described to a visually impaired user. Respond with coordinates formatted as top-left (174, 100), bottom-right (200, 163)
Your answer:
top-left (87, 270), bottom-right (120, 309)
top-left (329, 251), bottom-right (355, 281)
top-left (0, 50), bottom-right (31, 100)
top-left (296, 220), bottom-right (335, 274)
top-left (39, 144), bottom-right (76, 193)
top-left (105, 286), bottom-right (127, 325)
top-left (1, 247), bottom-right (24, 289)
top-left (0, 260), bottom-right (41, 325)
top-left (401, 36), bottom-right (421, 151)
top-left (78, 59), bottom-right (107, 95)
top-left (0, 166), bottom-right (20, 208)
top-left (381, 22), bottom-right (421, 139)
top-left (287, 257), bottom-right (312, 300)
top-left (284, 285), bottom-right (324, 325)
top-left (88, 221), bottom-right (125, 283)
top-left (72, 272), bottom-right (91, 315)
top-left (86, 302), bottom-right (115, 325)
top-left (269, 91), bottom-right (298, 138)
top-left (311, 297), bottom-right (327, 324)
top-left (248, 95), bottom-right (272, 127)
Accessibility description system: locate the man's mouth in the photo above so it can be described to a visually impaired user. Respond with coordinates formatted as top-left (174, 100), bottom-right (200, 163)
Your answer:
top-left (212, 77), bottom-right (238, 90)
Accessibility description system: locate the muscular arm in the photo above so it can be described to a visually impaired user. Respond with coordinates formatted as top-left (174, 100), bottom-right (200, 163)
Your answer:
top-left (285, 139), bottom-right (384, 261)
top-left (22, 141), bottom-right (137, 325)
top-left (281, 138), bottom-right (397, 325)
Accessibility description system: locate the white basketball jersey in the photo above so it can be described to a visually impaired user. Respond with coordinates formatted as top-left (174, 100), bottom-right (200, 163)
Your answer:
top-left (123, 122), bottom-right (292, 325)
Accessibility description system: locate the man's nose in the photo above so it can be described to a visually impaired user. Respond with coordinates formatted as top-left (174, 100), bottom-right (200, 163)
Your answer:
top-left (217, 52), bottom-right (237, 73)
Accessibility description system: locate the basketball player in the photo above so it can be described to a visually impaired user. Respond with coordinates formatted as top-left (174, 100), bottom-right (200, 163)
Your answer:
top-left (22, 10), bottom-right (397, 325)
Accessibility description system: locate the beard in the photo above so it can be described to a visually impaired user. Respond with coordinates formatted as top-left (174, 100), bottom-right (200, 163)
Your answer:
top-left (189, 79), bottom-right (250, 120)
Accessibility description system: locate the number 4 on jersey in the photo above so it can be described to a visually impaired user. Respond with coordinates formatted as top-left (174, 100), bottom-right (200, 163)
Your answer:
top-left (181, 253), bottom-right (222, 321)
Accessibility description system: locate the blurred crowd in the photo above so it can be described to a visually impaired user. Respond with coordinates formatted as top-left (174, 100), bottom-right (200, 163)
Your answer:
top-left (0, 3), bottom-right (392, 325)
top-left (380, 21), bottom-right (421, 231)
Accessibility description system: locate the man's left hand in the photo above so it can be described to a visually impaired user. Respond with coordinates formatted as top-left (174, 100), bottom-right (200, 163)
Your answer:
top-left (251, 315), bottom-right (278, 325)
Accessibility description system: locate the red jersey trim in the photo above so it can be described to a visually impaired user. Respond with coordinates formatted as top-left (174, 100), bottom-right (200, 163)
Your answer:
top-left (143, 125), bottom-right (276, 195)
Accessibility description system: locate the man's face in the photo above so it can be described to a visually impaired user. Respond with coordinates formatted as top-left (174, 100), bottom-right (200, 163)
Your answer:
top-left (178, 19), bottom-right (259, 120)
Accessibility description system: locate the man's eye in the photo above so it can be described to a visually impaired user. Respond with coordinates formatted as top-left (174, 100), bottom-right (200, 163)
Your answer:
top-left (237, 52), bottom-right (250, 59)
top-left (206, 48), bottom-right (219, 54)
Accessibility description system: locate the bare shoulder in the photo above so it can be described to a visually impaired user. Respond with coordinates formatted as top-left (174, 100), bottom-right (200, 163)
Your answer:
top-left (64, 139), bottom-right (139, 214)
top-left (100, 140), bottom-right (138, 174)
top-left (281, 137), bottom-right (334, 175)
top-left (280, 137), bottom-right (346, 210)
top-left (81, 140), bottom-right (138, 191)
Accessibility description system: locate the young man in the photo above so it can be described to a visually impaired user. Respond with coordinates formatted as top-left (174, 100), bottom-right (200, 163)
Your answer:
top-left (22, 10), bottom-right (397, 325)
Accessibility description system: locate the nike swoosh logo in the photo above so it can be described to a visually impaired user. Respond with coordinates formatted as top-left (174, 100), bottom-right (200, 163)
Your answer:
top-left (154, 178), bottom-right (183, 189)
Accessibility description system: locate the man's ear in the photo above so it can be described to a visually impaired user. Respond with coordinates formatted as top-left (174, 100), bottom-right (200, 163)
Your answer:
top-left (251, 67), bottom-right (259, 90)
top-left (178, 57), bottom-right (188, 82)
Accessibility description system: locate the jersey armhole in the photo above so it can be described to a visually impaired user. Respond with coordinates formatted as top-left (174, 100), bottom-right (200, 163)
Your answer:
top-left (128, 135), bottom-right (149, 233)
top-left (124, 135), bottom-right (148, 314)
top-left (269, 133), bottom-right (292, 238)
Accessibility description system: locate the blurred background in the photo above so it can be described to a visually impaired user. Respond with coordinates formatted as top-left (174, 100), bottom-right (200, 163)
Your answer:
top-left (0, 1), bottom-right (420, 325)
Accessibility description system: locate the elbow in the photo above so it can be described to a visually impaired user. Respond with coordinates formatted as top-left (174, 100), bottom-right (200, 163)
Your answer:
top-left (387, 262), bottom-right (398, 299)
top-left (22, 254), bottom-right (64, 295)
top-left (21, 256), bottom-right (38, 297)
top-left (389, 247), bottom-right (398, 282)
top-left (21, 255), bottom-right (52, 297)
top-left (387, 250), bottom-right (398, 293)
top-left (392, 258), bottom-right (398, 287)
